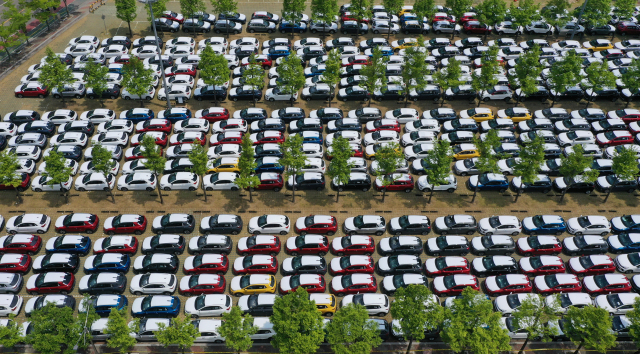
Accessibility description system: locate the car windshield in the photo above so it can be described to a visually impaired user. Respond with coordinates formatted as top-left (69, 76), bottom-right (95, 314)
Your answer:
top-left (194, 295), bottom-right (206, 310)
top-left (291, 256), bottom-right (303, 269)
top-left (579, 256), bottom-right (595, 269)
top-left (161, 215), bottom-right (172, 226)
top-left (139, 274), bottom-right (151, 287)
top-left (577, 217), bottom-right (591, 228)
top-left (87, 274), bottom-right (98, 288)
top-left (392, 275), bottom-right (406, 288)
top-left (436, 237), bottom-right (449, 249)
top-left (257, 216), bottom-right (268, 227)
top-left (340, 257), bottom-right (352, 269)
top-left (353, 216), bottom-right (364, 228)
top-left (488, 216), bottom-right (501, 228)
top-left (398, 216), bottom-right (410, 228)
top-left (141, 297), bottom-right (153, 311)
top-left (341, 275), bottom-right (353, 288)
top-left (142, 256), bottom-right (155, 268)
top-left (506, 294), bottom-right (522, 309)
top-left (628, 253), bottom-right (640, 266)
top-left (574, 236), bottom-right (587, 249)
top-left (621, 215), bottom-right (636, 227)
top-left (341, 237), bottom-right (352, 248)
top-left (290, 275), bottom-right (301, 288)
top-left (443, 275), bottom-right (456, 289)
top-left (243, 256), bottom-right (254, 268)
top-left (189, 275), bottom-right (201, 288)
top-left (618, 233), bottom-right (633, 246)
top-left (482, 257), bottom-right (496, 269)
top-left (593, 275), bottom-right (609, 288)
top-left (612, 316), bottom-right (628, 332)
top-left (545, 275), bottom-right (560, 288)
top-left (192, 255), bottom-right (204, 268)
top-left (434, 257), bottom-right (448, 270)
top-left (240, 276), bottom-right (250, 289)
top-left (532, 215), bottom-right (546, 228)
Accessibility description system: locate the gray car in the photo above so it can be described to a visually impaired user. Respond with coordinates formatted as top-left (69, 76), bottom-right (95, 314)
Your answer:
top-left (432, 21), bottom-right (461, 34)
top-left (52, 83), bottom-right (86, 99)
top-left (213, 20), bottom-right (242, 34)
top-left (555, 22), bottom-right (585, 36)
top-left (309, 21), bottom-right (338, 34)
top-left (343, 215), bottom-right (386, 236)
top-left (247, 19), bottom-right (276, 33)
top-left (371, 20), bottom-right (399, 34)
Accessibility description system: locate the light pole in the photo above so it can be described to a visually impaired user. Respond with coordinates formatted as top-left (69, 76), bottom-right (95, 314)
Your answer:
top-left (138, 0), bottom-right (172, 109)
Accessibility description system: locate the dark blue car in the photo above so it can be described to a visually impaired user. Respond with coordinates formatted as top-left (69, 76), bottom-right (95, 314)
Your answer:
top-left (158, 108), bottom-right (192, 122)
top-left (522, 215), bottom-right (566, 235)
top-left (121, 108), bottom-right (154, 122)
top-left (466, 173), bottom-right (509, 192)
top-left (611, 215), bottom-right (640, 234)
top-left (278, 21), bottom-right (307, 33)
top-left (254, 157), bottom-right (284, 173)
top-left (304, 65), bottom-right (326, 77)
top-left (46, 235), bottom-right (92, 255)
top-left (295, 131), bottom-right (323, 145)
top-left (264, 46), bottom-right (290, 59)
top-left (608, 233), bottom-right (640, 254)
top-left (229, 86), bottom-right (262, 101)
top-left (85, 253), bottom-right (131, 273)
top-left (84, 294), bottom-right (128, 316)
top-left (132, 295), bottom-right (181, 318)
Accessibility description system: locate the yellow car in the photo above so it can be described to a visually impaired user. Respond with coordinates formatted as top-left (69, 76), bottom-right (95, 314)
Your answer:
top-left (583, 39), bottom-right (613, 52)
top-left (310, 294), bottom-right (336, 316)
top-left (365, 142), bottom-right (401, 159)
top-left (460, 108), bottom-right (494, 122)
top-left (398, 7), bottom-right (414, 16)
top-left (497, 107), bottom-right (531, 122)
top-left (452, 143), bottom-right (480, 160)
top-left (230, 274), bottom-right (276, 296)
top-left (207, 157), bottom-right (239, 173)
top-left (391, 38), bottom-right (418, 51)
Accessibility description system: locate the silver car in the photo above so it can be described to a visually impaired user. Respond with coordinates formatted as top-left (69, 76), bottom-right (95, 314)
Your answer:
top-left (309, 21), bottom-right (338, 34)
top-left (51, 83), bottom-right (86, 99)
top-left (433, 21), bottom-right (461, 34)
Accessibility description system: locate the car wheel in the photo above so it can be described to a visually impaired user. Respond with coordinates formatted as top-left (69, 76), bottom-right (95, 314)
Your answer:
top-left (467, 230), bottom-right (474, 235)
top-left (35, 188), bottom-right (42, 192)
top-left (621, 32), bottom-right (627, 36)
top-left (78, 187), bottom-right (86, 191)
top-left (53, 94), bottom-right (61, 99)
top-left (188, 186), bottom-right (196, 191)
top-left (267, 29), bottom-right (274, 34)
top-left (483, 97), bottom-right (489, 102)
top-left (435, 30), bottom-right (441, 34)
top-left (124, 96), bottom-right (131, 100)
top-left (477, 252), bottom-right (485, 256)
top-left (268, 98), bottom-right (275, 102)
top-left (585, 190), bottom-right (592, 195)
top-left (499, 188), bottom-right (507, 193)
top-left (374, 30), bottom-right (379, 34)
top-left (61, 291), bottom-right (68, 295)
top-left (273, 187), bottom-right (281, 192)
top-left (232, 97), bottom-right (238, 101)
top-left (215, 29), bottom-right (221, 33)
top-left (311, 29), bottom-right (317, 33)
top-left (164, 187), bottom-right (171, 191)
top-left (498, 31), bottom-right (504, 35)
top-left (234, 292), bottom-right (242, 297)
top-left (485, 232), bottom-right (493, 236)
top-left (75, 95), bottom-right (81, 100)
top-left (134, 230), bottom-right (143, 235)
top-left (337, 252), bottom-right (344, 256)
top-left (16, 94), bottom-right (23, 98)
top-left (611, 97), bottom-right (618, 102)
top-left (375, 231), bottom-right (383, 236)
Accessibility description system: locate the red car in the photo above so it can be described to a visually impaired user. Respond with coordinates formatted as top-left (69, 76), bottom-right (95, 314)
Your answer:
top-left (365, 119), bottom-right (401, 133)
top-left (617, 21), bottom-right (640, 35)
top-left (519, 256), bottom-right (566, 276)
top-left (432, 274), bottom-right (480, 296)
top-left (0, 173), bottom-right (30, 192)
top-left (111, 55), bottom-right (131, 64)
top-left (609, 109), bottom-right (640, 123)
top-left (166, 65), bottom-right (197, 77)
top-left (568, 255), bottom-right (615, 275)
top-left (0, 234), bottom-right (42, 255)
top-left (93, 236), bottom-right (138, 254)
top-left (132, 132), bottom-right (168, 147)
top-left (184, 254), bottom-right (230, 275)
top-left (463, 21), bottom-right (492, 34)
top-left (432, 14), bottom-right (455, 23)
top-left (179, 274), bottom-right (226, 295)
top-left (459, 15), bottom-right (478, 23)
top-left (285, 235), bottom-right (330, 256)
top-left (294, 215), bottom-right (338, 236)
top-left (14, 83), bottom-right (48, 98)
top-left (342, 55), bottom-right (370, 67)
top-left (161, 11), bottom-right (184, 23)
top-left (326, 144), bottom-right (363, 160)
top-left (280, 274), bottom-right (326, 294)
top-left (374, 174), bottom-right (414, 192)
top-left (233, 255), bottom-right (278, 275)
top-left (125, 146), bottom-right (163, 160)
top-left (104, 214), bottom-right (147, 235)
top-left (251, 131), bottom-right (284, 145)
top-left (424, 256), bottom-right (470, 276)
top-left (341, 12), bottom-right (369, 23)
top-left (330, 274), bottom-right (377, 295)
top-left (136, 119), bottom-right (172, 134)
top-left (583, 274), bottom-right (631, 295)
top-left (533, 274), bottom-right (582, 294)
top-left (237, 235), bottom-right (281, 256)
top-left (516, 236), bottom-right (562, 256)
top-left (255, 173), bottom-right (284, 191)
top-left (0, 253), bottom-right (31, 273)
top-left (596, 130), bottom-right (634, 147)
top-left (330, 236), bottom-right (375, 256)
top-left (26, 272), bottom-right (74, 295)
top-left (329, 255), bottom-right (375, 275)
top-left (196, 107), bottom-right (229, 122)
top-left (171, 132), bottom-right (206, 145)
top-left (210, 132), bottom-right (243, 146)
top-left (484, 274), bottom-right (533, 296)
top-left (241, 55), bottom-right (272, 68)
top-left (55, 213), bottom-right (99, 234)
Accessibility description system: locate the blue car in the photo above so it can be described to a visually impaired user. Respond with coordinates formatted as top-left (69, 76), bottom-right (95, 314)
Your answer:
top-left (466, 173), bottom-right (509, 192)
top-left (522, 215), bottom-right (566, 235)
top-left (84, 253), bottom-right (131, 273)
top-left (304, 64), bottom-right (326, 77)
top-left (82, 294), bottom-right (128, 316)
top-left (131, 295), bottom-right (181, 318)
top-left (367, 46), bottom-right (394, 56)
top-left (46, 235), bottom-right (92, 255)
top-left (108, 64), bottom-right (124, 74)
top-left (254, 157), bottom-right (284, 173)
top-left (120, 108), bottom-right (154, 122)
top-left (263, 46), bottom-right (290, 59)
top-left (158, 108), bottom-right (192, 122)
top-left (295, 131), bottom-right (323, 145)
top-left (611, 215), bottom-right (640, 234)
top-left (278, 21), bottom-right (307, 33)
top-left (608, 233), bottom-right (640, 254)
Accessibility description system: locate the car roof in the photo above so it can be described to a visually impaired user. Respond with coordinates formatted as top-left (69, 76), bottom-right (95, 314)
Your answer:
top-left (444, 235), bottom-right (469, 244)
top-left (302, 235), bottom-right (326, 245)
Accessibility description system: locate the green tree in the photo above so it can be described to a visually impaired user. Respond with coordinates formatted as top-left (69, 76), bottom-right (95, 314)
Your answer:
top-left (122, 56), bottom-right (155, 107)
top-left (628, 297), bottom-right (640, 349)
top-left (348, 0), bottom-right (371, 39)
top-left (180, 0), bottom-right (206, 35)
top-left (423, 139), bottom-right (453, 203)
top-left (270, 287), bottom-right (325, 354)
top-left (558, 144), bottom-right (599, 202)
top-left (188, 139), bottom-right (210, 202)
top-left (434, 56), bottom-right (463, 106)
top-left (374, 142), bottom-right (404, 202)
top-left (399, 36), bottom-right (429, 106)
top-left (26, 303), bottom-right (79, 354)
top-left (75, 294), bottom-right (100, 351)
top-left (326, 136), bottom-right (354, 202)
top-left (0, 150), bottom-right (25, 200)
top-left (218, 306), bottom-right (258, 353)
top-left (471, 45), bottom-right (500, 106)
top-left (154, 316), bottom-right (200, 354)
top-left (512, 294), bottom-right (560, 354)
top-left (547, 50), bottom-right (583, 107)
top-left (476, 0), bottom-right (507, 39)
top-left (242, 54), bottom-right (265, 107)
top-left (564, 306), bottom-right (616, 354)
top-left (510, 0), bottom-right (540, 39)
top-left (3, 2), bottom-right (30, 45)
top-left (90, 143), bottom-right (117, 203)
top-left (471, 129), bottom-right (503, 203)
top-left (198, 47), bottom-right (230, 105)
top-left (615, 0), bottom-right (636, 21)
top-left (85, 58), bottom-right (110, 105)
top-left (512, 44), bottom-right (544, 105)
top-left (25, 0), bottom-right (58, 31)
top-left (235, 132), bottom-right (260, 202)
top-left (322, 49), bottom-right (341, 107)
top-left (604, 145), bottom-right (640, 202)
top-left (383, 0), bottom-right (403, 38)
top-left (512, 135), bottom-right (545, 202)
top-left (0, 315), bottom-right (23, 348)
top-left (583, 60), bottom-right (617, 108)
top-left (359, 46), bottom-right (384, 107)
top-left (145, 0), bottom-right (167, 22)
top-left (581, 0), bottom-right (612, 29)
top-left (210, 0), bottom-right (238, 38)
top-left (0, 26), bottom-right (24, 59)
top-left (115, 0), bottom-right (137, 37)
top-left (442, 287), bottom-right (511, 354)
top-left (621, 59), bottom-right (640, 108)
top-left (280, 134), bottom-right (308, 203)
top-left (541, 0), bottom-right (570, 29)
top-left (42, 147), bottom-right (73, 203)
top-left (39, 48), bottom-right (74, 104)
top-left (326, 303), bottom-right (382, 354)
top-left (105, 307), bottom-right (139, 354)
top-left (413, 0), bottom-right (437, 24)
top-left (278, 52), bottom-right (305, 107)
top-left (282, 0), bottom-right (306, 38)
top-left (310, 0), bottom-right (339, 41)
top-left (141, 134), bottom-right (167, 204)
top-left (391, 284), bottom-right (443, 354)
top-left (445, 0), bottom-right (473, 25)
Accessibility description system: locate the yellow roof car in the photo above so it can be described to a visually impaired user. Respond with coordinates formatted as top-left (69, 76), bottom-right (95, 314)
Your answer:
top-left (583, 39), bottom-right (613, 52)
top-left (230, 274), bottom-right (276, 296)
top-left (310, 293), bottom-right (336, 316)
top-left (398, 7), bottom-right (414, 16)
top-left (392, 38), bottom-right (418, 50)
top-left (497, 107), bottom-right (531, 122)
top-left (459, 108), bottom-right (494, 122)
top-left (452, 143), bottom-right (480, 160)
top-left (207, 157), bottom-right (239, 173)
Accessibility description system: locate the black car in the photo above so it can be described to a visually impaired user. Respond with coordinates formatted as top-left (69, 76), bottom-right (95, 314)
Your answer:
top-left (536, 108), bottom-right (571, 121)
top-left (516, 87), bottom-right (550, 102)
top-left (189, 235), bottom-right (233, 255)
top-left (32, 253), bottom-right (80, 273)
top-left (0, 136), bottom-right (6, 151)
top-left (142, 235), bottom-right (186, 255)
top-left (371, 319), bottom-right (390, 341)
top-left (299, 46), bottom-right (326, 61)
top-left (230, 87), bottom-right (262, 101)
top-left (79, 273), bottom-right (127, 295)
top-left (182, 19), bottom-right (211, 33)
top-left (232, 46), bottom-right (258, 59)
top-left (301, 85), bottom-right (333, 101)
top-left (145, 55), bottom-right (174, 67)
top-left (133, 37), bottom-right (164, 49)
top-left (251, 119), bottom-right (286, 133)
top-left (331, 173), bottom-right (371, 191)
top-left (592, 159), bottom-right (614, 176)
top-left (193, 12), bottom-right (216, 23)
top-left (388, 215), bottom-right (431, 235)
top-left (52, 146), bottom-right (83, 161)
top-left (338, 87), bottom-right (370, 101)
top-left (289, 119), bottom-right (323, 133)
top-left (133, 254), bottom-right (179, 274)
top-left (341, 21), bottom-right (368, 34)
top-left (281, 255), bottom-right (327, 275)
top-left (409, 86), bottom-right (441, 102)
top-left (5, 110), bottom-right (40, 125)
top-left (154, 18), bottom-right (179, 32)
top-left (286, 173), bottom-right (325, 191)
top-left (470, 236), bottom-right (516, 256)
top-left (272, 108), bottom-right (305, 122)
top-left (194, 86), bottom-right (227, 101)
top-left (471, 256), bottom-right (518, 277)
top-left (563, 235), bottom-right (608, 256)
top-left (376, 255), bottom-right (422, 275)
top-left (213, 20), bottom-right (242, 34)
top-left (374, 85), bottom-right (405, 101)
top-left (402, 21), bottom-right (429, 34)
top-left (103, 36), bottom-right (132, 49)
top-left (236, 108), bottom-right (268, 122)
top-left (218, 12), bottom-right (246, 24)
top-left (445, 86), bottom-right (477, 101)
top-left (378, 236), bottom-right (424, 256)
top-left (588, 25), bottom-right (615, 35)
top-left (60, 121), bottom-right (95, 136)
top-left (242, 294), bottom-right (276, 316)
top-left (426, 236), bottom-right (471, 256)
top-left (551, 87), bottom-right (584, 101)
top-left (596, 175), bottom-right (639, 193)
top-left (254, 144), bottom-right (283, 158)
top-left (200, 214), bottom-right (243, 235)
top-left (152, 214), bottom-right (195, 234)
top-left (443, 119), bottom-right (478, 133)
top-left (584, 88), bottom-right (620, 102)
top-left (543, 144), bottom-right (562, 159)
top-left (510, 175), bottom-right (553, 193)
top-left (552, 177), bottom-right (596, 194)
top-left (19, 121), bottom-right (55, 137)
top-left (327, 118), bottom-right (362, 132)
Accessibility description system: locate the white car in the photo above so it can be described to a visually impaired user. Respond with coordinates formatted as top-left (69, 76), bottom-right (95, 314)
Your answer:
top-left (6, 214), bottom-right (51, 234)
top-left (121, 87), bottom-right (155, 101)
top-left (38, 159), bottom-right (79, 176)
top-left (363, 131), bottom-right (400, 146)
top-left (42, 109), bottom-right (78, 125)
top-left (130, 273), bottom-right (177, 295)
top-left (97, 45), bottom-right (128, 58)
top-left (265, 88), bottom-right (299, 102)
top-left (212, 119), bottom-right (248, 133)
top-left (248, 215), bottom-right (290, 235)
top-left (416, 175), bottom-right (457, 193)
top-left (203, 172), bottom-right (239, 191)
top-left (401, 131), bottom-right (436, 146)
top-left (174, 119), bottom-right (209, 133)
top-left (74, 173), bottom-right (115, 191)
top-left (545, 292), bottom-right (592, 313)
top-left (50, 132), bottom-right (88, 147)
top-left (91, 132), bottom-right (129, 147)
top-left (157, 84), bottom-right (191, 101)
top-left (477, 216), bottom-right (521, 236)
top-left (325, 131), bottom-right (361, 146)
top-left (208, 144), bottom-right (242, 159)
top-left (65, 44), bottom-right (96, 57)
top-left (31, 175), bottom-right (73, 192)
top-left (293, 37), bottom-right (323, 50)
top-left (159, 172), bottom-right (200, 191)
top-left (131, 132), bottom-right (166, 146)
top-left (615, 253), bottom-right (640, 273)
top-left (405, 119), bottom-right (440, 133)
top-left (341, 294), bottom-right (389, 316)
top-left (281, 255), bottom-right (325, 274)
top-left (131, 45), bottom-right (159, 59)
top-left (493, 293), bottom-right (539, 315)
top-left (381, 273), bottom-right (428, 293)
top-left (78, 109), bottom-right (115, 125)
top-left (566, 215), bottom-right (611, 236)
top-left (185, 294), bottom-right (232, 317)
top-left (84, 145), bottom-right (123, 161)
top-left (557, 131), bottom-right (596, 147)
top-left (25, 295), bottom-right (74, 316)
top-left (79, 160), bottom-right (120, 176)
top-left (594, 293), bottom-right (640, 314)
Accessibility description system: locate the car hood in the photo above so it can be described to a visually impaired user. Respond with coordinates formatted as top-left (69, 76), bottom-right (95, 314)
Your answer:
top-left (280, 277), bottom-right (292, 291)
top-left (248, 219), bottom-right (259, 232)
top-left (237, 296), bottom-right (249, 311)
top-left (594, 295), bottom-right (614, 311)
top-left (131, 298), bottom-right (143, 314)
top-left (568, 258), bottom-right (585, 272)
top-left (331, 238), bottom-right (342, 251)
top-left (378, 238), bottom-right (391, 252)
top-left (484, 277), bottom-right (499, 291)
top-left (534, 276), bottom-right (549, 291)
top-left (230, 276), bottom-right (241, 291)
top-left (330, 258), bottom-right (342, 272)
top-left (564, 238), bottom-right (578, 251)
top-left (79, 275), bottom-right (90, 290)
top-left (611, 218), bottom-right (626, 231)
top-left (382, 276), bottom-right (396, 291)
top-left (93, 238), bottom-right (105, 252)
top-left (184, 297), bottom-right (197, 314)
top-left (24, 297), bottom-right (38, 314)
top-left (331, 277), bottom-right (343, 291)
top-left (494, 296), bottom-right (513, 313)
top-left (45, 237), bottom-right (57, 251)
top-left (188, 237), bottom-right (200, 251)
top-left (583, 277), bottom-right (597, 291)
top-left (522, 218), bottom-right (536, 231)
top-left (608, 235), bottom-right (624, 249)
top-left (434, 218), bottom-right (447, 231)
top-left (378, 258), bottom-right (391, 271)
top-left (343, 218), bottom-right (356, 231)
top-left (566, 219), bottom-right (582, 232)
top-left (424, 258), bottom-right (439, 273)
top-left (281, 258), bottom-right (294, 272)
top-left (471, 237), bottom-right (485, 251)
top-left (433, 276), bottom-right (445, 291)
top-left (389, 218), bottom-right (401, 231)
top-left (54, 216), bottom-right (66, 229)
top-left (472, 258), bottom-right (486, 272)
top-left (517, 238), bottom-right (532, 252)
top-left (285, 237), bottom-right (297, 251)
top-left (179, 276), bottom-right (191, 291)
top-left (152, 218), bottom-right (162, 230)
top-left (238, 238), bottom-right (248, 251)
top-left (104, 218), bottom-right (114, 230)
top-left (183, 257), bottom-right (194, 271)
top-left (142, 237), bottom-right (153, 250)
top-left (133, 257), bottom-right (145, 270)
top-left (519, 258), bottom-right (534, 272)
top-left (427, 238), bottom-right (439, 251)
top-left (616, 255), bottom-right (634, 270)
top-left (478, 219), bottom-right (493, 232)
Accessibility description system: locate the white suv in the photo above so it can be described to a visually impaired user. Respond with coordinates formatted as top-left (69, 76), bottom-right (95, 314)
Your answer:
top-left (130, 273), bottom-right (177, 295)
top-left (341, 294), bottom-right (389, 316)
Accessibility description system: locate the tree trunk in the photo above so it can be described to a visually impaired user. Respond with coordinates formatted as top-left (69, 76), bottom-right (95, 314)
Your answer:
top-left (60, 183), bottom-right (69, 204)
top-left (603, 181), bottom-right (616, 203)
top-left (62, 0), bottom-right (69, 16)
top-left (405, 338), bottom-right (413, 354)
top-left (514, 189), bottom-right (521, 203)
top-left (109, 187), bottom-right (115, 203)
top-left (440, 97), bottom-right (446, 107)
top-left (139, 97), bottom-right (145, 107)
top-left (291, 174), bottom-right (296, 203)
top-left (336, 188), bottom-right (340, 202)
top-left (626, 99), bottom-right (630, 108)
top-left (551, 95), bottom-right (557, 107)
top-left (248, 187), bottom-right (253, 202)
top-left (127, 20), bottom-right (133, 37)
top-left (471, 183), bottom-right (479, 203)
top-left (202, 176), bottom-right (207, 202)
top-left (585, 93), bottom-right (594, 108)
top-left (289, 97), bottom-right (295, 107)
top-left (156, 175), bottom-right (164, 204)
top-left (560, 182), bottom-right (570, 202)
top-left (3, 47), bottom-right (10, 59)
top-left (428, 187), bottom-right (434, 203)
top-left (477, 98), bottom-right (481, 107)
top-left (382, 188), bottom-right (386, 202)
top-left (573, 342), bottom-right (583, 354)
top-left (519, 335), bottom-right (530, 354)
top-left (45, 18), bottom-right (50, 32)
top-left (328, 96), bottom-right (332, 107)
